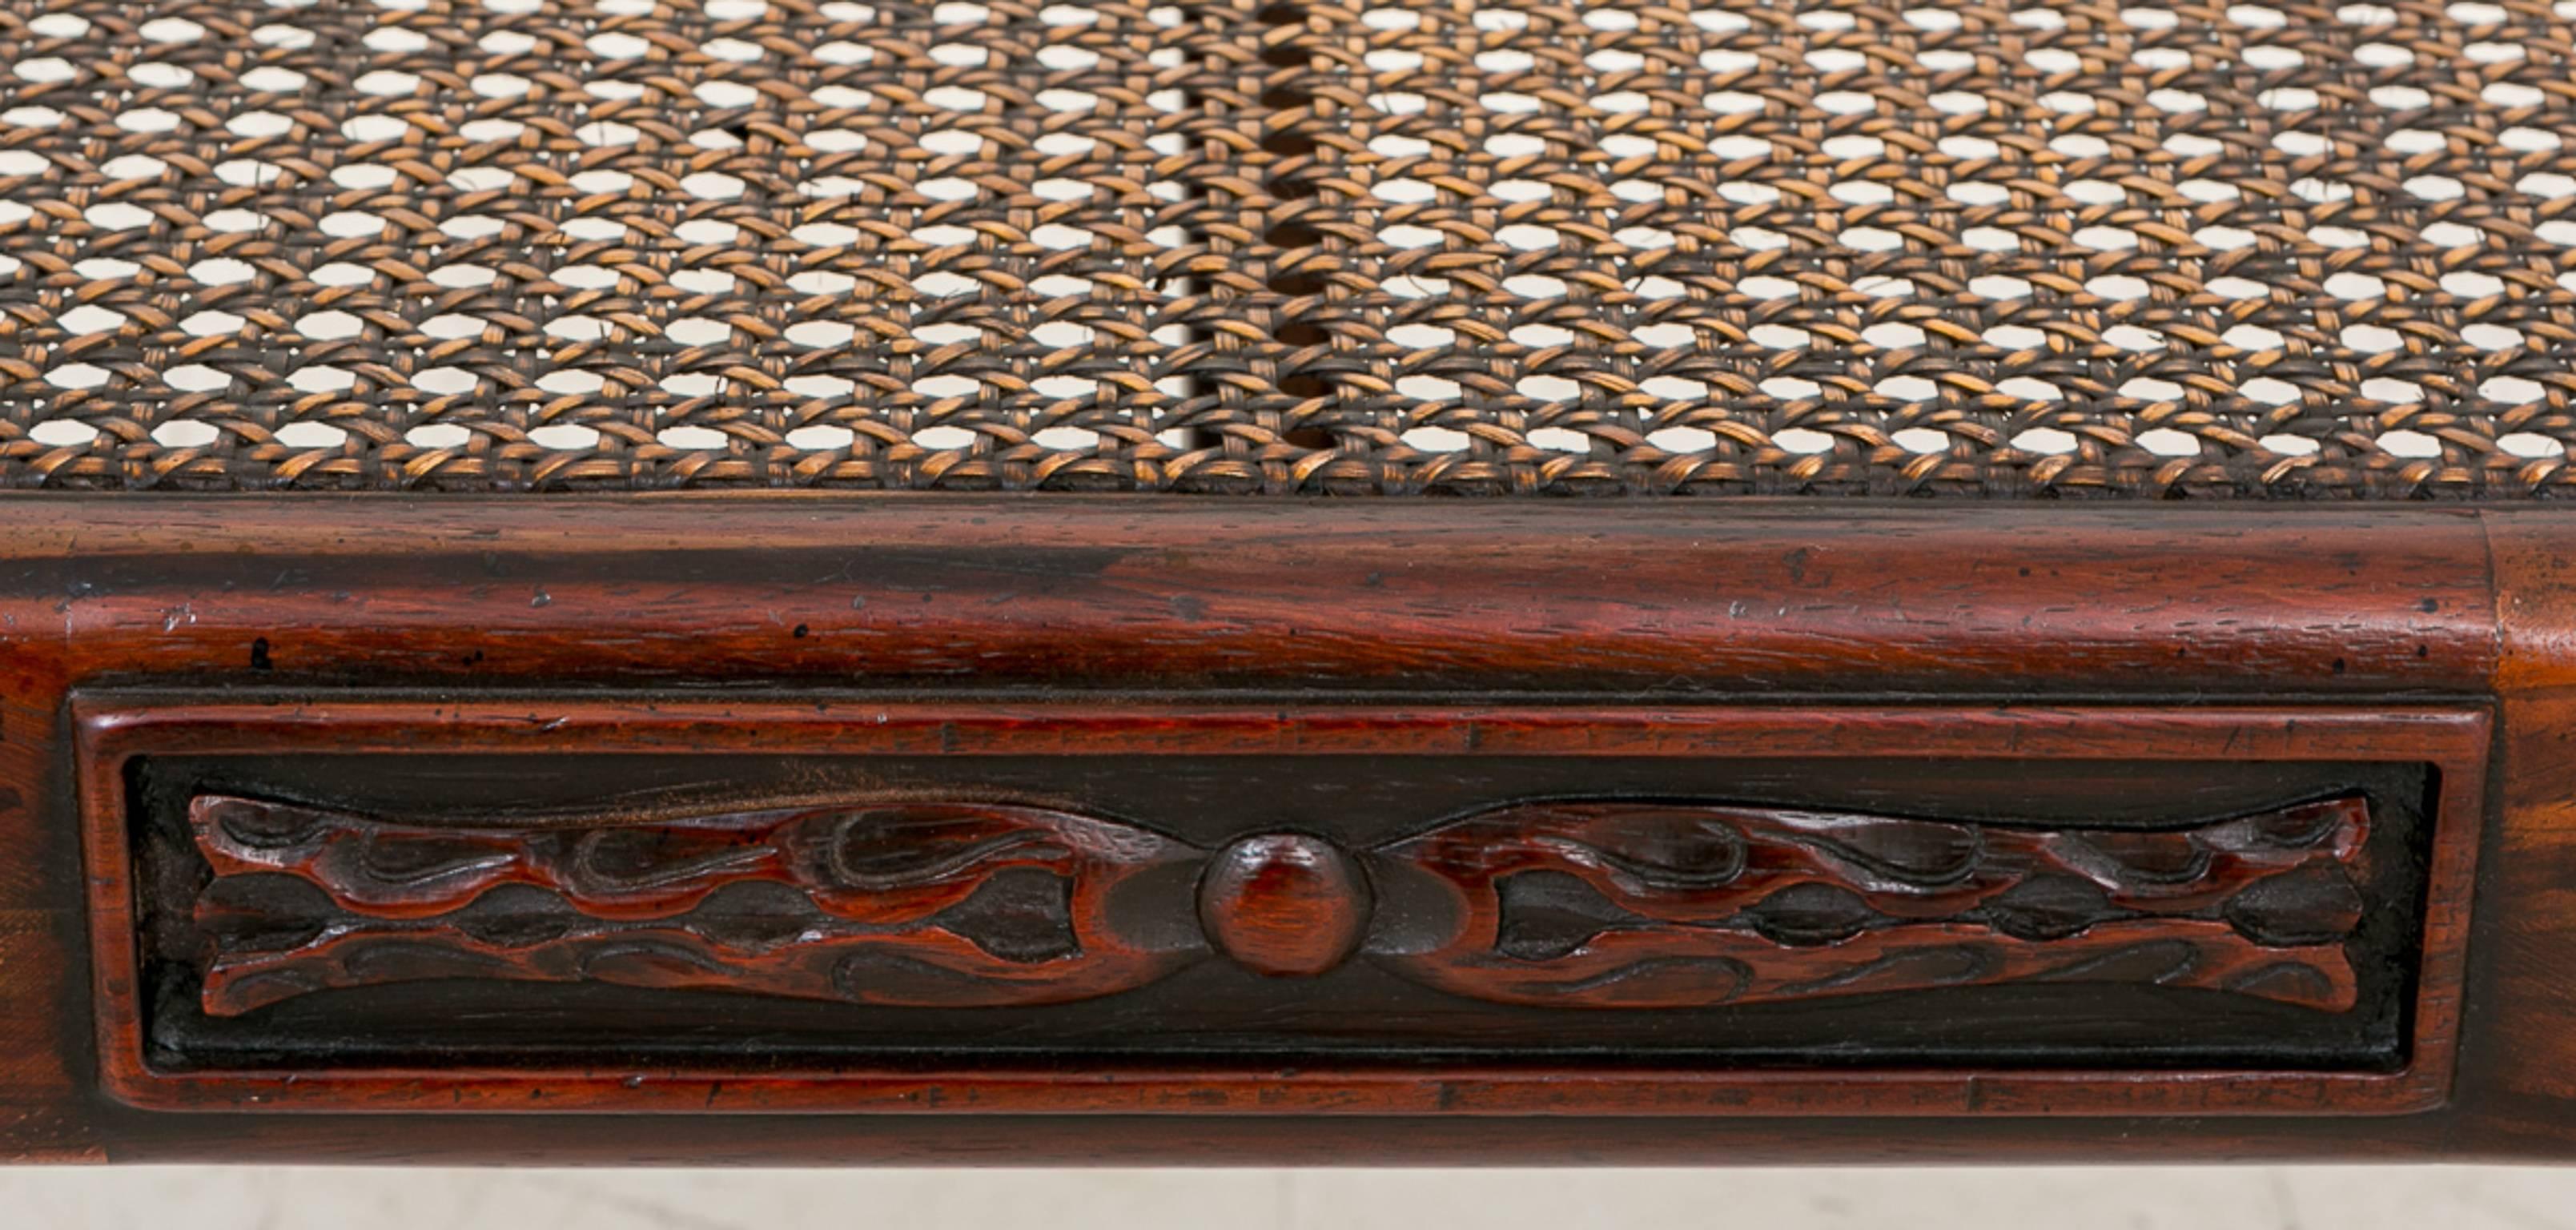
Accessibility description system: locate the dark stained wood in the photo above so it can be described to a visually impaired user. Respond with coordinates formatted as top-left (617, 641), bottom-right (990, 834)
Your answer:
top-left (0, 495), bottom-right (2556, 1163)
top-left (1198, 834), bottom-right (1370, 978)
top-left (169, 788), bottom-right (2378, 1023)
top-left (123, 754), bottom-right (2437, 1073)
top-left (184, 796), bottom-right (1205, 1015)
top-left (0, 498), bottom-right (2496, 697)
top-left (73, 694), bottom-right (2482, 1118)
top-left (1372, 797), bottom-right (2373, 1012)
top-left (2456, 511), bottom-right (2576, 1156)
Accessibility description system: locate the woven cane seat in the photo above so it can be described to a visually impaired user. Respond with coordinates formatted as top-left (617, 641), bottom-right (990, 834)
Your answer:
top-left (6, 0), bottom-right (2576, 495)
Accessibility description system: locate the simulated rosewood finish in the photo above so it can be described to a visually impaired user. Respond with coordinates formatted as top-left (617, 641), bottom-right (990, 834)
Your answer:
top-left (1197, 834), bottom-right (1371, 979)
top-left (187, 796), bottom-right (1201, 1015)
top-left (1375, 798), bottom-right (2373, 1011)
top-left (0, 500), bottom-right (2494, 698)
top-left (74, 693), bottom-right (2481, 1122)
top-left (0, 496), bottom-right (2555, 1164)
top-left (171, 790), bottom-right (2378, 1018)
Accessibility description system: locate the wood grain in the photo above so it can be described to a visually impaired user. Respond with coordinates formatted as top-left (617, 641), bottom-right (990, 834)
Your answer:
top-left (72, 693), bottom-right (2482, 1119)
top-left (1373, 797), bottom-right (2372, 1011)
top-left (175, 790), bottom-right (2374, 1017)
top-left (1198, 834), bottom-right (1370, 978)
top-left (187, 796), bottom-right (1204, 1015)
top-left (0, 496), bottom-right (2538, 1162)
top-left (0, 498), bottom-right (2494, 697)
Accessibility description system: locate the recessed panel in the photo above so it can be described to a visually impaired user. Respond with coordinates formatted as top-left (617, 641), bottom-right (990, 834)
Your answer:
top-left (77, 698), bottom-right (2485, 1116)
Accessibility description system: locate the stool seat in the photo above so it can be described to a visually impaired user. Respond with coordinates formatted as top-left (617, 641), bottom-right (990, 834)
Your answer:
top-left (7, 0), bottom-right (2574, 496)
top-left (10, 0), bottom-right (2576, 1168)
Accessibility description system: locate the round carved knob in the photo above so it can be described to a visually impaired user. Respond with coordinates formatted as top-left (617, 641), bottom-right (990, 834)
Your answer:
top-left (1198, 834), bottom-right (1371, 977)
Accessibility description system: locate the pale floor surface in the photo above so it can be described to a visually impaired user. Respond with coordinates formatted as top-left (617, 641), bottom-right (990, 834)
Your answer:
top-left (2, 1166), bottom-right (2573, 1230)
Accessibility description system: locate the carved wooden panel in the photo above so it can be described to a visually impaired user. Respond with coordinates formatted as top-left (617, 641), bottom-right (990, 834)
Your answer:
top-left (190, 796), bottom-right (1202, 1014)
top-left (78, 698), bottom-right (2483, 1119)
top-left (183, 790), bottom-right (2375, 1019)
top-left (1370, 798), bottom-right (2371, 1012)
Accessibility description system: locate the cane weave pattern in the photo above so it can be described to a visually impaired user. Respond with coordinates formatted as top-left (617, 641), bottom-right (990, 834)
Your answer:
top-left (7, 0), bottom-right (2576, 494)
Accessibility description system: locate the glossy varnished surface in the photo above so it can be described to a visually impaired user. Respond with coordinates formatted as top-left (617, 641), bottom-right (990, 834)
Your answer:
top-left (0, 497), bottom-right (2494, 693)
top-left (0, 496), bottom-right (2560, 1162)
top-left (83, 701), bottom-right (2465, 1114)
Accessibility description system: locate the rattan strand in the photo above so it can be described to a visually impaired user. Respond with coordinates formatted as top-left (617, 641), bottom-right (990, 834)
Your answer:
top-left (6, 0), bottom-right (2576, 494)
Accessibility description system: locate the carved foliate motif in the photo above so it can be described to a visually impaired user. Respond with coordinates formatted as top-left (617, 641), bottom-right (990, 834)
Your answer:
top-left (191, 797), bottom-right (1202, 1014)
top-left (184, 793), bottom-right (2375, 1017)
top-left (1372, 798), bottom-right (2370, 1011)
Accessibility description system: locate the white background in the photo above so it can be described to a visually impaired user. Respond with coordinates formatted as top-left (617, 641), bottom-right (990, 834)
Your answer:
top-left (4, 1165), bottom-right (2574, 1229)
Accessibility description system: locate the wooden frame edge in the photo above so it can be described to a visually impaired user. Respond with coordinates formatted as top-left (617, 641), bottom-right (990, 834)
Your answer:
top-left (73, 695), bottom-right (2489, 1119)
